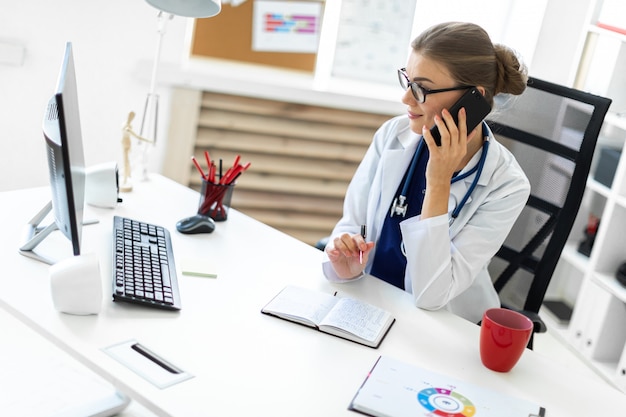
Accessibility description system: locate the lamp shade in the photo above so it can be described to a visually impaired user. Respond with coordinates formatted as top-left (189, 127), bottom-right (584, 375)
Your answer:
top-left (145, 0), bottom-right (221, 17)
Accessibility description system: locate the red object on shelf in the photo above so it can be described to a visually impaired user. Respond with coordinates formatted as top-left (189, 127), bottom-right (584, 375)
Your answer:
top-left (597, 22), bottom-right (626, 36)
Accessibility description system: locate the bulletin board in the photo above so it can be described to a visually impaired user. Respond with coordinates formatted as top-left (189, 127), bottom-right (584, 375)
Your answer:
top-left (190, 1), bottom-right (323, 72)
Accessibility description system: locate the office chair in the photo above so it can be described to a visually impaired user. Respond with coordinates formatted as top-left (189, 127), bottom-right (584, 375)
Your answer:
top-left (315, 77), bottom-right (611, 349)
top-left (486, 77), bottom-right (611, 349)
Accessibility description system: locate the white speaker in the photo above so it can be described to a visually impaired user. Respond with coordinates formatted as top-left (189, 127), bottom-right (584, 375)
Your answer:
top-left (86, 161), bottom-right (121, 208)
top-left (49, 253), bottom-right (103, 315)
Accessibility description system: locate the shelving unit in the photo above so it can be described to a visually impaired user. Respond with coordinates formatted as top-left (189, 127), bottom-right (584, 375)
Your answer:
top-left (542, 113), bottom-right (626, 390)
top-left (537, 0), bottom-right (626, 391)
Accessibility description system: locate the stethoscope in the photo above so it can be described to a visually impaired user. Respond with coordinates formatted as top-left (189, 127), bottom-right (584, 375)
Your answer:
top-left (390, 122), bottom-right (490, 226)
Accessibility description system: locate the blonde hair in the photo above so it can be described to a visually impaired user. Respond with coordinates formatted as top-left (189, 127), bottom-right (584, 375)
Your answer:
top-left (411, 22), bottom-right (528, 106)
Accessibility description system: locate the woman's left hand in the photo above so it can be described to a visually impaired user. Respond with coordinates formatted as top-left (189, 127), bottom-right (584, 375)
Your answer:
top-left (422, 107), bottom-right (469, 183)
top-left (420, 107), bottom-right (476, 219)
top-left (326, 232), bottom-right (375, 279)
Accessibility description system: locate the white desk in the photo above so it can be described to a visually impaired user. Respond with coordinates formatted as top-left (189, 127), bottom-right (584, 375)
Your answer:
top-left (1, 174), bottom-right (625, 417)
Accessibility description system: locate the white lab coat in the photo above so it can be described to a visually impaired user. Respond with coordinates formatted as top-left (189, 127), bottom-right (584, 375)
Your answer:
top-left (323, 115), bottom-right (530, 324)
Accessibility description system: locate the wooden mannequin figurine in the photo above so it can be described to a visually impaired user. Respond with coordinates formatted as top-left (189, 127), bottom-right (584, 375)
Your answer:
top-left (120, 111), bottom-right (151, 192)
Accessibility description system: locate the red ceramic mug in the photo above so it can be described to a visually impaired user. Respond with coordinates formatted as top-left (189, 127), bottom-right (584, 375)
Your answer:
top-left (480, 308), bottom-right (533, 372)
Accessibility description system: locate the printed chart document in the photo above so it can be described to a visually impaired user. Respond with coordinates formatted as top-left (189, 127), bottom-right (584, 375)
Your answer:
top-left (350, 356), bottom-right (546, 417)
top-left (261, 285), bottom-right (395, 348)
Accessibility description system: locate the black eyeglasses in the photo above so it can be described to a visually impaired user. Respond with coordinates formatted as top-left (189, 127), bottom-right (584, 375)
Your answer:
top-left (398, 68), bottom-right (472, 103)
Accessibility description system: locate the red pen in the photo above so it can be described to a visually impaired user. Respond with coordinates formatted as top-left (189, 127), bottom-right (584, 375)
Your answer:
top-left (224, 161), bottom-right (251, 185)
top-left (204, 150), bottom-right (211, 172)
top-left (208, 161), bottom-right (216, 183)
top-left (220, 155), bottom-right (239, 184)
top-left (221, 165), bottom-right (241, 185)
top-left (191, 156), bottom-right (207, 180)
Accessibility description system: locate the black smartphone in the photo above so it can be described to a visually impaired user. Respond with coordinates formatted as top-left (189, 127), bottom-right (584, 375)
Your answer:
top-left (429, 87), bottom-right (492, 146)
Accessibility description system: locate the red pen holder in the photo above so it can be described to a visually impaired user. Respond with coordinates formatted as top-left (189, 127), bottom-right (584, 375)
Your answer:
top-left (197, 180), bottom-right (235, 222)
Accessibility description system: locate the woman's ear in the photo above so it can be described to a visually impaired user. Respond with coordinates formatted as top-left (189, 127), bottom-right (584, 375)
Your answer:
top-left (476, 86), bottom-right (487, 96)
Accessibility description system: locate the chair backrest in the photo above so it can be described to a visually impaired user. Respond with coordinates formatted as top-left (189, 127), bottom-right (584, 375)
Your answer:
top-left (487, 77), bottom-right (612, 314)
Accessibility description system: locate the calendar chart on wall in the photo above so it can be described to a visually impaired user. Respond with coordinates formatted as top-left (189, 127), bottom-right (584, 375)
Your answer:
top-left (331, 0), bottom-right (416, 85)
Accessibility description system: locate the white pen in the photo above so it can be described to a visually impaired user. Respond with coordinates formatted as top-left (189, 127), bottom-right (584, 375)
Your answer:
top-left (360, 224), bottom-right (366, 264)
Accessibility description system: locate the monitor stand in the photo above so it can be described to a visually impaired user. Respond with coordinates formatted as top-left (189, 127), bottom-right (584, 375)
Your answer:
top-left (19, 201), bottom-right (98, 265)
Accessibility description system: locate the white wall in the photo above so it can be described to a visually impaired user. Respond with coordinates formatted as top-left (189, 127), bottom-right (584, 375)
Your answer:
top-left (0, 0), bottom-right (594, 193)
top-left (0, 0), bottom-right (189, 192)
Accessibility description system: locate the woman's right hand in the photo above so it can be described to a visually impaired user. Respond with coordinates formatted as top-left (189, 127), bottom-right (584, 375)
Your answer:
top-left (325, 232), bottom-right (375, 279)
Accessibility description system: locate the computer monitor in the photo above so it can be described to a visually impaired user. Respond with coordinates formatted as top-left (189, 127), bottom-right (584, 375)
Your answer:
top-left (19, 42), bottom-right (86, 265)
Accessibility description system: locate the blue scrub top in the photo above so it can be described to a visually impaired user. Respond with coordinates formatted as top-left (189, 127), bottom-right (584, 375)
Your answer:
top-left (370, 142), bottom-right (429, 289)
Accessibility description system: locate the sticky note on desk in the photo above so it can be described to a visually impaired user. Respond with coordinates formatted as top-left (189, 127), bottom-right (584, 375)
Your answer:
top-left (180, 258), bottom-right (218, 278)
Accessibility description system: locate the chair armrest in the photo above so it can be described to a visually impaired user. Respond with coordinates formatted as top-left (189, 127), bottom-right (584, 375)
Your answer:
top-left (517, 309), bottom-right (547, 334)
top-left (500, 304), bottom-right (547, 334)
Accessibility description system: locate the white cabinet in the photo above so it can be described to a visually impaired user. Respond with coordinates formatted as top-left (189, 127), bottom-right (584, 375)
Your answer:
top-left (569, 280), bottom-right (626, 363)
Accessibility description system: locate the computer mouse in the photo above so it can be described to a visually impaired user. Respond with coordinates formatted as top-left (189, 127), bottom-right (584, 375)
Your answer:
top-left (176, 214), bottom-right (216, 234)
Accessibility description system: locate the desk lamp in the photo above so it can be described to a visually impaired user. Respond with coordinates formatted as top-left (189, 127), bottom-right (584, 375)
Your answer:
top-left (135, 0), bottom-right (221, 179)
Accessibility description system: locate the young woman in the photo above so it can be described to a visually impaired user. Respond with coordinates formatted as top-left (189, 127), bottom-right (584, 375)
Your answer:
top-left (323, 22), bottom-right (531, 324)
